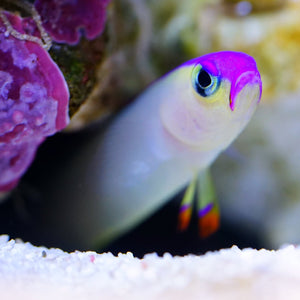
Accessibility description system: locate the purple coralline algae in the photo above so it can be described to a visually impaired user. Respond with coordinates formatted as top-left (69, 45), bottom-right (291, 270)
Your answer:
top-left (0, 11), bottom-right (69, 191)
top-left (34, 0), bottom-right (111, 45)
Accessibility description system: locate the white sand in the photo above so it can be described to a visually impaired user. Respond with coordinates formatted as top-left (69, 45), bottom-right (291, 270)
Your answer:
top-left (0, 235), bottom-right (299, 299)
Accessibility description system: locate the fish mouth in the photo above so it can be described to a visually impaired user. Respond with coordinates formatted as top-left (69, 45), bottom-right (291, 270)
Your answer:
top-left (229, 70), bottom-right (262, 111)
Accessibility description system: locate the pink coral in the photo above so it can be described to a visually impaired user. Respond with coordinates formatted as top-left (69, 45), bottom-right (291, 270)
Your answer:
top-left (34, 0), bottom-right (111, 45)
top-left (0, 11), bottom-right (69, 191)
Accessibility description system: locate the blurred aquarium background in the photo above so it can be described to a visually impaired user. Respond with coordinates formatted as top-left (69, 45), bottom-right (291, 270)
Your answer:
top-left (1, 0), bottom-right (300, 257)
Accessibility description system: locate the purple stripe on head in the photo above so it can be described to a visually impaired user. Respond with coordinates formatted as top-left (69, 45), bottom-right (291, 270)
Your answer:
top-left (198, 203), bottom-right (214, 218)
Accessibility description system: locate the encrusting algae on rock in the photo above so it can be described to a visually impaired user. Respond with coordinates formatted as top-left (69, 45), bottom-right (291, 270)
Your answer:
top-left (0, 0), bottom-right (112, 192)
top-left (0, 10), bottom-right (69, 192)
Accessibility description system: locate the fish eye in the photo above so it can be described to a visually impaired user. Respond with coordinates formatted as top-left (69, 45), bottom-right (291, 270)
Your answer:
top-left (192, 65), bottom-right (220, 97)
top-left (197, 69), bottom-right (212, 89)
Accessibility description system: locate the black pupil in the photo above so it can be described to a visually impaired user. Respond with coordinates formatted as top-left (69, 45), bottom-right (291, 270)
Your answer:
top-left (197, 69), bottom-right (212, 88)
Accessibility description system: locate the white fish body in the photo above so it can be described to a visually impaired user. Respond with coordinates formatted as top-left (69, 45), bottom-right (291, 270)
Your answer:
top-left (36, 51), bottom-right (262, 248)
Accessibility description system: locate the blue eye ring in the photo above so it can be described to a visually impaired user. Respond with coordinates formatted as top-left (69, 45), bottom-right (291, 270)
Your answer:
top-left (192, 65), bottom-right (220, 97)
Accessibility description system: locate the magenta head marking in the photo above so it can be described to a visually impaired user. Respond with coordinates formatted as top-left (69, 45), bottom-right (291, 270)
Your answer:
top-left (186, 51), bottom-right (262, 111)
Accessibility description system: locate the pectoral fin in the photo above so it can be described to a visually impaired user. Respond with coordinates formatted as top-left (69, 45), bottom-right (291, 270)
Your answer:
top-left (177, 169), bottom-right (220, 238)
top-left (178, 174), bottom-right (197, 231)
top-left (197, 169), bottom-right (220, 238)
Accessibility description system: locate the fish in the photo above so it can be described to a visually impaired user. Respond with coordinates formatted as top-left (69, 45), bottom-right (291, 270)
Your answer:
top-left (34, 51), bottom-right (262, 249)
